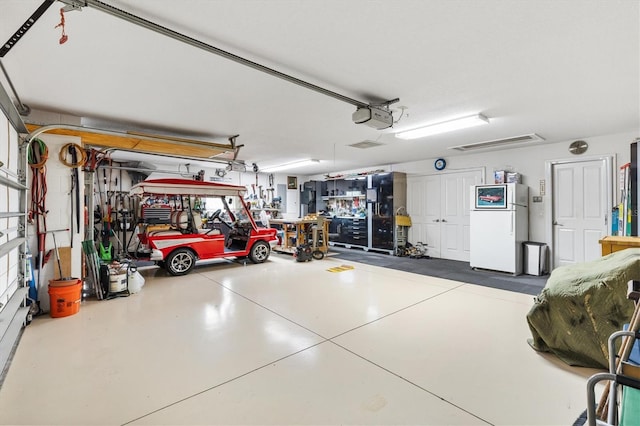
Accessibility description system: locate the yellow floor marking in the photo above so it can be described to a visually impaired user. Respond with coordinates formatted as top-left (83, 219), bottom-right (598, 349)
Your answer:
top-left (327, 265), bottom-right (355, 273)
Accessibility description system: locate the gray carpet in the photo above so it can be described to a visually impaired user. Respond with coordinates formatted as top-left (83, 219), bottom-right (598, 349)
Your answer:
top-left (327, 246), bottom-right (547, 296)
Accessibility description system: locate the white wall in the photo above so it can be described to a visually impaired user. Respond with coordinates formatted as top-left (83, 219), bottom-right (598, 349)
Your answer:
top-left (307, 131), bottom-right (637, 246)
top-left (28, 134), bottom-right (84, 311)
top-left (395, 132), bottom-right (635, 243)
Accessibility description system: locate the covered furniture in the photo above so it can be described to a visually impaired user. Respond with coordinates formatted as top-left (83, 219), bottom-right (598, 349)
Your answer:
top-left (526, 248), bottom-right (640, 368)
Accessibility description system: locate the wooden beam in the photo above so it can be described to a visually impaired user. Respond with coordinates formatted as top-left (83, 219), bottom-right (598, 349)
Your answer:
top-left (25, 124), bottom-right (234, 159)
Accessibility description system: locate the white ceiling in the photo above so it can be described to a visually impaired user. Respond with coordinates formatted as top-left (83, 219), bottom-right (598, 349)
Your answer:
top-left (1, 0), bottom-right (639, 175)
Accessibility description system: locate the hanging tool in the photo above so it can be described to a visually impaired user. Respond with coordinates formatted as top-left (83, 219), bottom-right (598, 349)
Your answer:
top-left (100, 192), bottom-right (113, 261)
top-left (59, 143), bottom-right (85, 246)
top-left (28, 138), bottom-right (49, 298)
top-left (69, 171), bottom-right (74, 247)
top-left (70, 144), bottom-right (81, 233)
top-left (50, 230), bottom-right (66, 280)
top-left (99, 167), bottom-right (112, 261)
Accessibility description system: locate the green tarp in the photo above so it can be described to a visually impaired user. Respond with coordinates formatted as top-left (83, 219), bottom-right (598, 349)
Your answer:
top-left (527, 248), bottom-right (640, 368)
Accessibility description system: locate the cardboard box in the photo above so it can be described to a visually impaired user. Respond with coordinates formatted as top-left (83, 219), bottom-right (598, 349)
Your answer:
top-left (507, 172), bottom-right (522, 183)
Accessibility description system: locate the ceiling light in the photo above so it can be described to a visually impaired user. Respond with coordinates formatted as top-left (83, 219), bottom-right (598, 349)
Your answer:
top-left (261, 159), bottom-right (320, 173)
top-left (449, 133), bottom-right (544, 151)
top-left (395, 114), bottom-right (489, 140)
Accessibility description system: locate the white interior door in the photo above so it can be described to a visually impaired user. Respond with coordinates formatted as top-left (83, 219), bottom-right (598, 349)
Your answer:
top-left (407, 169), bottom-right (482, 261)
top-left (551, 157), bottom-right (611, 268)
top-left (424, 175), bottom-right (442, 257)
top-left (406, 176), bottom-right (432, 254)
top-left (440, 173), bottom-right (480, 261)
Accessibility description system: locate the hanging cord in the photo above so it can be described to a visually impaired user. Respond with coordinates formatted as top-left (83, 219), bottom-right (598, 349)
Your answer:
top-left (27, 138), bottom-right (49, 259)
top-left (27, 137), bottom-right (48, 169)
top-left (28, 138), bottom-right (48, 224)
top-left (58, 143), bottom-right (86, 167)
top-left (54, 7), bottom-right (68, 44)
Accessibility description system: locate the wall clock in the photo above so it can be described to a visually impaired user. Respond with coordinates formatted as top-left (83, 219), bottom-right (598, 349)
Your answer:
top-left (434, 158), bottom-right (446, 171)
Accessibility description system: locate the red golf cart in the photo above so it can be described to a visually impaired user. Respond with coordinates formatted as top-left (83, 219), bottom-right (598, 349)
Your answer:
top-left (129, 178), bottom-right (277, 275)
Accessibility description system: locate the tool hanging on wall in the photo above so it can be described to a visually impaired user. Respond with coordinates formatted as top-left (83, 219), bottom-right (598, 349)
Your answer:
top-left (27, 137), bottom-right (49, 296)
top-left (99, 165), bottom-right (113, 261)
top-left (58, 143), bottom-right (86, 247)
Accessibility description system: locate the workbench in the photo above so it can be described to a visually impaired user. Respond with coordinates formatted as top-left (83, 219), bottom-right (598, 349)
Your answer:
top-left (269, 217), bottom-right (330, 254)
top-left (599, 235), bottom-right (640, 256)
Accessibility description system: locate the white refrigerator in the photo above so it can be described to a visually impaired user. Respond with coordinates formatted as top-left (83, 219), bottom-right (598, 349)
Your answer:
top-left (470, 183), bottom-right (529, 275)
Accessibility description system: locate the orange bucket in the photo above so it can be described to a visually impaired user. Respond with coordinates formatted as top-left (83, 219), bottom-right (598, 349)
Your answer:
top-left (48, 278), bottom-right (82, 318)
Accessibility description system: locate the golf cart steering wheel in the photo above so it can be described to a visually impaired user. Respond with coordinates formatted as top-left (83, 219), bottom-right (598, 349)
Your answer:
top-left (206, 209), bottom-right (233, 234)
top-left (210, 209), bottom-right (222, 221)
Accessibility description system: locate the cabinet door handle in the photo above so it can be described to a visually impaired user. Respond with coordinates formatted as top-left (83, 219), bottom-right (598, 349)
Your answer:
top-left (441, 219), bottom-right (447, 222)
top-left (433, 219), bottom-right (440, 222)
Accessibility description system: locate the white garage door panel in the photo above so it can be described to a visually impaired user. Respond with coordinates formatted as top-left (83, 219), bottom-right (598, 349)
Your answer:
top-left (0, 96), bottom-right (29, 378)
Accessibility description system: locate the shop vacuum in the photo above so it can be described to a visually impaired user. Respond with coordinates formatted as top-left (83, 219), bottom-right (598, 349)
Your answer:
top-left (294, 244), bottom-right (313, 262)
top-left (294, 244), bottom-right (325, 262)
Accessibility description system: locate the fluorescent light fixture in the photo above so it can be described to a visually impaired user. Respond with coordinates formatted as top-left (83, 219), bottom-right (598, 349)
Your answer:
top-left (395, 114), bottom-right (489, 140)
top-left (261, 159), bottom-right (320, 173)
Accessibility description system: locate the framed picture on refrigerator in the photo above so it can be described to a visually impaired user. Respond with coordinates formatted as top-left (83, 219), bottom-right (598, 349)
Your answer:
top-left (475, 184), bottom-right (508, 209)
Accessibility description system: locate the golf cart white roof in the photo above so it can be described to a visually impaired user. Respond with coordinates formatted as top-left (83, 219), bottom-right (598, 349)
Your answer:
top-left (129, 178), bottom-right (247, 197)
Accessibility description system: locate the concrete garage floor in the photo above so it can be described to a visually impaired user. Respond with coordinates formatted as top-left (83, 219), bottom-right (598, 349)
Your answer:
top-left (0, 253), bottom-right (598, 425)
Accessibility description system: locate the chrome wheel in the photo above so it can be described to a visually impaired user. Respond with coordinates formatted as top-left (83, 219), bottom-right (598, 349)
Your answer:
top-left (166, 249), bottom-right (196, 276)
top-left (249, 241), bottom-right (270, 263)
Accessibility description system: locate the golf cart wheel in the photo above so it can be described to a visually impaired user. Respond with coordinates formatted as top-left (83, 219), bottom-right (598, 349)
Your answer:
top-left (312, 250), bottom-right (325, 260)
top-left (166, 248), bottom-right (196, 276)
top-left (249, 241), bottom-right (270, 263)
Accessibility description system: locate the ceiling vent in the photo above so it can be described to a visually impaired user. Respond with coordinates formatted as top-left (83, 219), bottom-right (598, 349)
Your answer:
top-left (349, 140), bottom-right (384, 149)
top-left (449, 133), bottom-right (545, 152)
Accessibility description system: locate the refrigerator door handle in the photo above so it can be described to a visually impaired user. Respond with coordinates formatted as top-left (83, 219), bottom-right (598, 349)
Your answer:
top-left (511, 211), bottom-right (514, 235)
